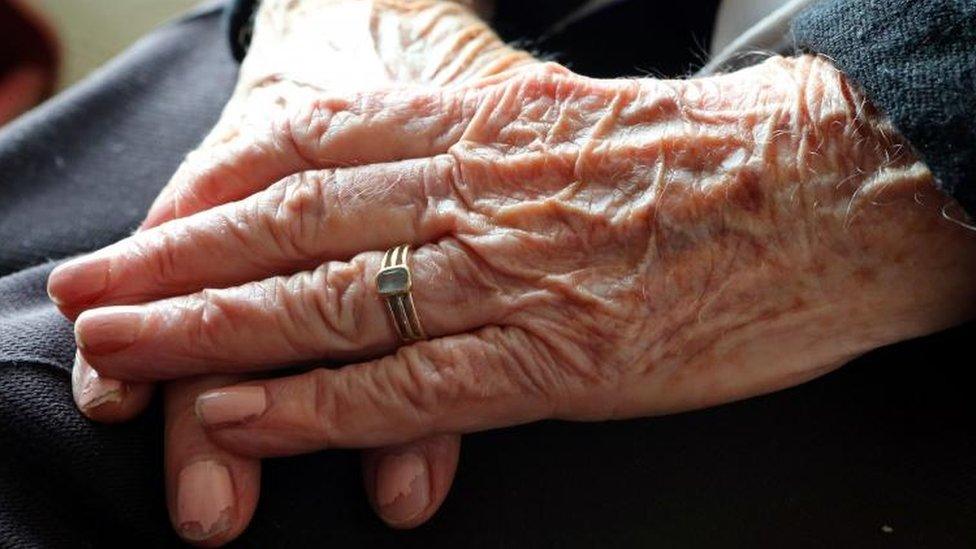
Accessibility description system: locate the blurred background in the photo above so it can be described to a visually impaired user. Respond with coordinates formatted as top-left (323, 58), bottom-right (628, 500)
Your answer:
top-left (0, 0), bottom-right (201, 126)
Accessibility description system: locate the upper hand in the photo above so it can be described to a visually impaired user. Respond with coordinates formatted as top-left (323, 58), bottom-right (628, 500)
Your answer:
top-left (52, 51), bottom-right (976, 521)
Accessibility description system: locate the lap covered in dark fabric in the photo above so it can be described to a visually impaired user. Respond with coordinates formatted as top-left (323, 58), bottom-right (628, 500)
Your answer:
top-left (0, 4), bottom-right (235, 546)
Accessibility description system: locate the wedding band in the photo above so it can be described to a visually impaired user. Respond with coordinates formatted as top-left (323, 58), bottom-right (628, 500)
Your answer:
top-left (376, 244), bottom-right (427, 342)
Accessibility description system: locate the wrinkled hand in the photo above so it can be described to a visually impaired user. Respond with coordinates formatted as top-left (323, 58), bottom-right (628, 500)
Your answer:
top-left (52, 0), bottom-right (533, 544)
top-left (53, 49), bottom-right (976, 541)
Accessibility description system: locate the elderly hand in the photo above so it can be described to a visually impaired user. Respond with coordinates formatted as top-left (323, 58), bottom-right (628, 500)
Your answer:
top-left (52, 49), bottom-right (976, 538)
top-left (50, 0), bottom-right (532, 544)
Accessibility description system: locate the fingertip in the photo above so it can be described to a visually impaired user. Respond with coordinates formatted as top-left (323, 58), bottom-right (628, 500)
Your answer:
top-left (363, 434), bottom-right (461, 529)
top-left (166, 378), bottom-right (261, 547)
top-left (72, 351), bottom-right (153, 423)
top-left (172, 458), bottom-right (248, 547)
top-left (74, 305), bottom-right (145, 358)
top-left (373, 451), bottom-right (432, 528)
top-left (47, 254), bottom-right (110, 311)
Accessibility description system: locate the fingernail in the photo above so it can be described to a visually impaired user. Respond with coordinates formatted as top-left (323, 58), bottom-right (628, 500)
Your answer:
top-left (72, 351), bottom-right (125, 411)
top-left (47, 255), bottom-right (110, 307)
top-left (74, 306), bottom-right (144, 354)
top-left (176, 460), bottom-right (235, 541)
top-left (196, 386), bottom-right (268, 427)
top-left (375, 452), bottom-right (430, 524)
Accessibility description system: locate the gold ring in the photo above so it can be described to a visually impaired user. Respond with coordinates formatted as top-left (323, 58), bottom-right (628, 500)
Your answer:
top-left (375, 244), bottom-right (427, 342)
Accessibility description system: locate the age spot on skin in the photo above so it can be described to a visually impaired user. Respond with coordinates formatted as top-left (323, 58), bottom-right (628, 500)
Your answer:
top-left (854, 266), bottom-right (877, 284)
top-left (727, 168), bottom-right (765, 214)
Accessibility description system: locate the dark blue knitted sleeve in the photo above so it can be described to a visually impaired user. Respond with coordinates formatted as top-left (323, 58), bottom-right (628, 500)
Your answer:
top-left (793, 0), bottom-right (976, 214)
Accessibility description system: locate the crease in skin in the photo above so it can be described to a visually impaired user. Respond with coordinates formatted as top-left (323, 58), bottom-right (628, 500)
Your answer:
top-left (563, 66), bottom-right (821, 376)
top-left (461, 41), bottom-right (524, 81)
top-left (475, 50), bottom-right (536, 80)
top-left (369, 0), bottom-right (498, 85)
top-left (434, 28), bottom-right (493, 84)
top-left (844, 161), bottom-right (931, 226)
top-left (430, 13), bottom-right (499, 77)
top-left (504, 327), bottom-right (571, 403)
top-left (306, 263), bottom-right (366, 351)
top-left (461, 75), bottom-right (520, 143)
top-left (369, 3), bottom-right (401, 82)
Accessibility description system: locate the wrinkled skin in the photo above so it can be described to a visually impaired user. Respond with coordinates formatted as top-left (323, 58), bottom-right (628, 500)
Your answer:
top-left (55, 0), bottom-right (528, 545)
top-left (48, 0), bottom-right (976, 546)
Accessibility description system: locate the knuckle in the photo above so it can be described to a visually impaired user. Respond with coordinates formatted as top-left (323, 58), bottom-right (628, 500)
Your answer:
top-left (217, 202), bottom-right (284, 271)
top-left (419, 238), bottom-right (505, 310)
top-left (311, 369), bottom-right (340, 447)
top-left (442, 143), bottom-right (494, 211)
top-left (260, 171), bottom-right (331, 260)
top-left (533, 61), bottom-right (572, 78)
top-left (135, 228), bottom-right (184, 290)
top-left (266, 274), bottom-right (319, 356)
top-left (190, 288), bottom-right (236, 355)
top-left (284, 96), bottom-right (354, 165)
top-left (175, 148), bottom-right (247, 215)
top-left (397, 342), bottom-right (479, 420)
top-left (489, 327), bottom-right (562, 402)
top-left (521, 62), bottom-right (575, 92)
top-left (304, 259), bottom-right (372, 351)
top-left (414, 157), bottom-right (464, 234)
top-left (430, 153), bottom-right (472, 213)
top-left (522, 320), bottom-right (617, 418)
top-left (313, 363), bottom-right (401, 447)
top-left (395, 328), bottom-right (563, 423)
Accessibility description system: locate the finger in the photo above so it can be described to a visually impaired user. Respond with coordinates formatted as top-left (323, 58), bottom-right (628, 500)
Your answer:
top-left (71, 350), bottom-right (154, 423)
top-left (362, 434), bottom-right (461, 528)
top-left (165, 375), bottom-right (260, 546)
top-left (142, 86), bottom-right (475, 229)
top-left (195, 326), bottom-right (559, 456)
top-left (75, 240), bottom-right (520, 382)
top-left (58, 146), bottom-right (173, 415)
top-left (47, 156), bottom-right (465, 311)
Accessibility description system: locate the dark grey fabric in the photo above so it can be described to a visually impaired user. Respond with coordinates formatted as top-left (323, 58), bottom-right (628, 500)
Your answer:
top-left (0, 5), bottom-right (236, 547)
top-left (793, 0), bottom-right (976, 214)
top-left (1, 2), bottom-right (976, 548)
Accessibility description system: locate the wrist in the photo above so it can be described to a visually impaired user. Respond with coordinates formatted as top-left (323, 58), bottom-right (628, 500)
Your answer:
top-left (664, 55), bottom-right (976, 356)
top-left (777, 56), bottom-right (976, 346)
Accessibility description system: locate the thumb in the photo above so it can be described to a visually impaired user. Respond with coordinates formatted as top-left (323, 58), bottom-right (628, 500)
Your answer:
top-left (362, 434), bottom-right (461, 528)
